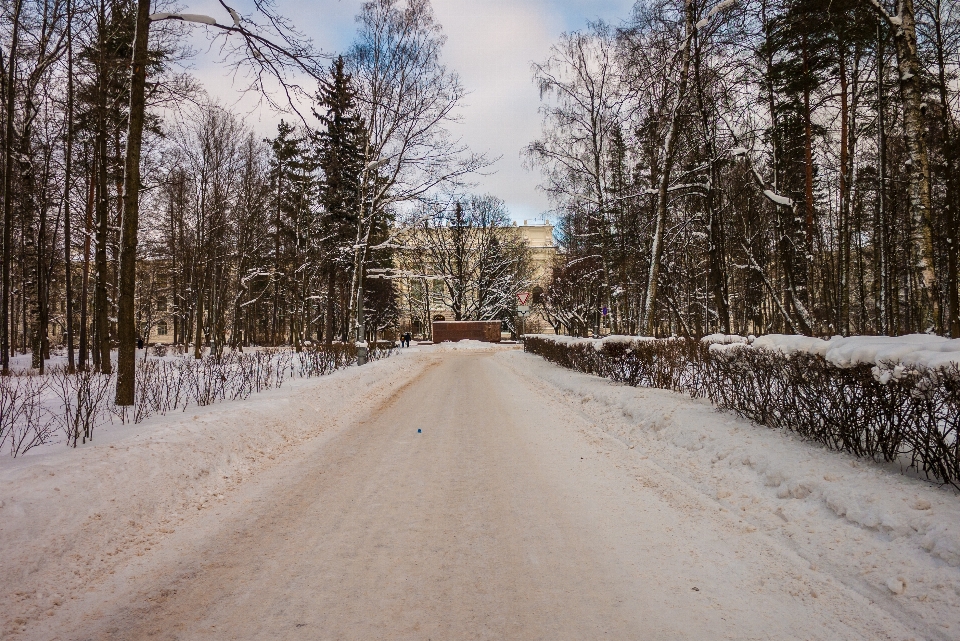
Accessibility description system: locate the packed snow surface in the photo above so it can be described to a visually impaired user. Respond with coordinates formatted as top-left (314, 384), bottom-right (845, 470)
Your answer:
top-left (1, 344), bottom-right (958, 639)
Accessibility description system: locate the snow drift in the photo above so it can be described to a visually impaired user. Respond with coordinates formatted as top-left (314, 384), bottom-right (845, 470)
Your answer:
top-left (524, 334), bottom-right (960, 487)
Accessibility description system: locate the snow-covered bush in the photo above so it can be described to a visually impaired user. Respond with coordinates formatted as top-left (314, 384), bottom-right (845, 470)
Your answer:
top-left (524, 335), bottom-right (960, 487)
top-left (1, 343), bottom-right (395, 457)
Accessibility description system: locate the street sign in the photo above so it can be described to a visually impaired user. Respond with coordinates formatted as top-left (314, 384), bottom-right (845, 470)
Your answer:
top-left (517, 291), bottom-right (531, 305)
top-left (517, 305), bottom-right (530, 316)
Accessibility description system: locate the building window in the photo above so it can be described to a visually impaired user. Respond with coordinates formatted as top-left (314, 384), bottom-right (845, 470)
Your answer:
top-left (157, 297), bottom-right (167, 312)
top-left (157, 321), bottom-right (168, 336)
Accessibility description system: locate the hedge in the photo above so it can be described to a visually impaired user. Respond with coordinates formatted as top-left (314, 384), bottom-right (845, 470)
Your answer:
top-left (523, 335), bottom-right (960, 488)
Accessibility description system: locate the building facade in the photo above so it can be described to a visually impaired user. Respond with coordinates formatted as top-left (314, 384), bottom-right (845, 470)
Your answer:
top-left (394, 222), bottom-right (556, 338)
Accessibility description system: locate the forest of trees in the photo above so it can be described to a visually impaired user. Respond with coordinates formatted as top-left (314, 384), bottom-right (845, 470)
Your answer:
top-left (0, 0), bottom-right (483, 380)
top-left (527, 0), bottom-right (959, 339)
top-left (3, 0), bottom-right (957, 389)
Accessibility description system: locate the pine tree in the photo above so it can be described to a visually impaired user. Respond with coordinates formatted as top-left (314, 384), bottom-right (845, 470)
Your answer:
top-left (267, 120), bottom-right (317, 346)
top-left (314, 56), bottom-right (367, 343)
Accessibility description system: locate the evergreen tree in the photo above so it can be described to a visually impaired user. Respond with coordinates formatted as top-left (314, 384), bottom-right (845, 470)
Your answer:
top-left (267, 120), bottom-right (318, 345)
top-left (314, 56), bottom-right (367, 343)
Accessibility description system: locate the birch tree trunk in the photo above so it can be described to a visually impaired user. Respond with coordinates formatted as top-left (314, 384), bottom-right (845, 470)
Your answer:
top-left (641, 0), bottom-right (694, 335)
top-left (865, 0), bottom-right (936, 321)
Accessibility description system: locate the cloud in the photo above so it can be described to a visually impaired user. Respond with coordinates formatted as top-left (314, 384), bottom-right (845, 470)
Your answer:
top-left (182, 0), bottom-right (635, 221)
top-left (429, 0), bottom-right (561, 220)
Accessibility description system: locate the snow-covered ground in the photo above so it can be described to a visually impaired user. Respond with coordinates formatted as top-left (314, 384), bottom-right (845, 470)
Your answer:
top-left (0, 346), bottom-right (377, 458)
top-left (0, 350), bottom-right (424, 636)
top-left (2, 345), bottom-right (957, 639)
top-left (507, 352), bottom-right (960, 629)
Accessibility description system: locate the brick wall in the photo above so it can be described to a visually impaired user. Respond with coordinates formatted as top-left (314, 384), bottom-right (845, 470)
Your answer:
top-left (431, 321), bottom-right (501, 343)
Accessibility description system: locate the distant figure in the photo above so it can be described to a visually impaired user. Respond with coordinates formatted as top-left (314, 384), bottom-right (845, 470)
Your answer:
top-left (403, 332), bottom-right (412, 348)
top-left (137, 337), bottom-right (144, 349)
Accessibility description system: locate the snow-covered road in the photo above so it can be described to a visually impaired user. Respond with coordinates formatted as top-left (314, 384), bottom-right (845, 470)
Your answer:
top-left (3, 346), bottom-right (958, 639)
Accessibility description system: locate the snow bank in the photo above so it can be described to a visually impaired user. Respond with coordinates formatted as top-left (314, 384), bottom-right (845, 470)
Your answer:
top-left (505, 351), bottom-right (960, 632)
top-left (524, 334), bottom-right (585, 346)
top-left (424, 339), bottom-right (512, 351)
top-left (826, 335), bottom-right (960, 370)
top-left (515, 345), bottom-right (960, 565)
top-left (700, 334), bottom-right (750, 345)
top-left (751, 334), bottom-right (833, 357)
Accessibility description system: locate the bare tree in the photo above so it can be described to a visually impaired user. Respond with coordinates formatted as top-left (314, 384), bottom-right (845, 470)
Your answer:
top-left (345, 0), bottom-right (488, 345)
top-left (402, 195), bottom-right (532, 322)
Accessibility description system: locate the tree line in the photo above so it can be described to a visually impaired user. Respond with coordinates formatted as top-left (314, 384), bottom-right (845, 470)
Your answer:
top-left (0, 0), bottom-right (482, 377)
top-left (527, 0), bottom-right (959, 338)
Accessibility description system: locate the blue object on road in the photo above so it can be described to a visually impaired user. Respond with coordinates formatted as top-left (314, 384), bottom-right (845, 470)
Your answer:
top-left (418, 429), bottom-right (422, 433)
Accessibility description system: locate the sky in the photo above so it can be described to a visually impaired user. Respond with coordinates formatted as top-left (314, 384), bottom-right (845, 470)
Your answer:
top-left (184, 0), bottom-right (636, 223)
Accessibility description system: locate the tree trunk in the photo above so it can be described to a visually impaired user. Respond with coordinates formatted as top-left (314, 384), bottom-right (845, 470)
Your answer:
top-left (866, 0), bottom-right (936, 322)
top-left (693, 27), bottom-right (730, 335)
top-left (79, 160), bottom-right (93, 370)
top-left (324, 268), bottom-right (336, 344)
top-left (18, 103), bottom-right (41, 371)
top-left (838, 43), bottom-right (851, 335)
top-left (876, 20), bottom-right (890, 334)
top-left (64, 0), bottom-right (76, 372)
top-left (117, 0), bottom-right (151, 405)
top-left (116, 0), bottom-right (151, 402)
top-left (194, 267), bottom-right (205, 359)
top-left (801, 34), bottom-right (815, 257)
top-left (1, 0), bottom-right (23, 374)
top-left (95, 125), bottom-right (111, 373)
top-left (641, 0), bottom-right (694, 335)
top-left (931, 0), bottom-right (958, 337)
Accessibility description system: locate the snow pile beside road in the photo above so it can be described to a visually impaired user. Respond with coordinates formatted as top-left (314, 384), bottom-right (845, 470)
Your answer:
top-left (418, 339), bottom-right (518, 352)
top-left (524, 334), bottom-right (583, 346)
top-left (505, 351), bottom-right (960, 632)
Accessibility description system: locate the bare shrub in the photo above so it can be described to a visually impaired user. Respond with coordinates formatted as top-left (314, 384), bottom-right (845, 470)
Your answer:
top-left (524, 336), bottom-right (960, 488)
top-left (53, 368), bottom-right (114, 447)
top-left (1, 374), bottom-right (57, 455)
top-left (3, 344), bottom-right (395, 456)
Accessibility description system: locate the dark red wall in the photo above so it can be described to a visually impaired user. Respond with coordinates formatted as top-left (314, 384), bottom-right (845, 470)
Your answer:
top-left (431, 321), bottom-right (501, 343)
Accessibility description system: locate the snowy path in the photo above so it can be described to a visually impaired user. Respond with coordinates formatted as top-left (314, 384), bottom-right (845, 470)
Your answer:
top-left (3, 346), bottom-right (958, 640)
